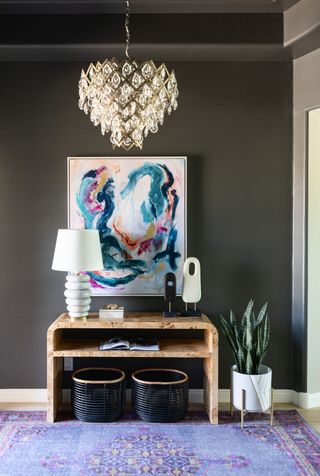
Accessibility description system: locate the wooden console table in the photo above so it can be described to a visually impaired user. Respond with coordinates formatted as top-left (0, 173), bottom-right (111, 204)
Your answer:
top-left (47, 312), bottom-right (218, 424)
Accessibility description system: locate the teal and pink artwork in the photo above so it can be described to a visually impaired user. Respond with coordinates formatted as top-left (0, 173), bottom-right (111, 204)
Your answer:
top-left (68, 157), bottom-right (186, 295)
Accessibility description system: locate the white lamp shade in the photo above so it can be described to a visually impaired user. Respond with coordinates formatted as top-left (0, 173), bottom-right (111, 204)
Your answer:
top-left (52, 229), bottom-right (104, 272)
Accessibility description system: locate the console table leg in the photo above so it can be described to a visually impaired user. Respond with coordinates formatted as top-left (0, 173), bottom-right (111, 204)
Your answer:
top-left (204, 329), bottom-right (218, 424)
top-left (47, 327), bottom-right (63, 422)
top-left (47, 356), bottom-right (63, 423)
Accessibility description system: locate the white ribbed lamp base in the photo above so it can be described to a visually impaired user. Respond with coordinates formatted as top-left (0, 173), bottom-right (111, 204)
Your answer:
top-left (64, 274), bottom-right (91, 318)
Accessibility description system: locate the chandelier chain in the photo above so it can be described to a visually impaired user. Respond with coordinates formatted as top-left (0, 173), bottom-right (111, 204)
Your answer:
top-left (78, 0), bottom-right (179, 150)
top-left (125, 0), bottom-right (131, 60)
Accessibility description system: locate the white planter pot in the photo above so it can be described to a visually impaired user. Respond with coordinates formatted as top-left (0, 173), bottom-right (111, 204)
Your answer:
top-left (231, 365), bottom-right (272, 412)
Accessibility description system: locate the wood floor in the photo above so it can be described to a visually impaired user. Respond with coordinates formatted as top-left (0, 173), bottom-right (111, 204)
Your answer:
top-left (1, 402), bottom-right (319, 432)
top-left (220, 402), bottom-right (320, 433)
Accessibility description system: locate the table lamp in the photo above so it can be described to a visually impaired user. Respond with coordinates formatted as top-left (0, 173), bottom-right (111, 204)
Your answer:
top-left (52, 229), bottom-right (103, 318)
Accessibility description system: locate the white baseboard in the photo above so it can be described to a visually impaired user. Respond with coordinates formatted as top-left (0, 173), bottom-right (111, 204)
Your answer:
top-left (293, 391), bottom-right (320, 408)
top-left (0, 389), bottom-right (47, 403)
top-left (1, 388), bottom-right (320, 409)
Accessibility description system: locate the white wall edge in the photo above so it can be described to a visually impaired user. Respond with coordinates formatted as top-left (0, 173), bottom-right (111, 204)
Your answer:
top-left (1, 388), bottom-right (319, 409)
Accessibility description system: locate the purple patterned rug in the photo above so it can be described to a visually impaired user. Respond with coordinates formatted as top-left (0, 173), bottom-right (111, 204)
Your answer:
top-left (0, 410), bottom-right (319, 475)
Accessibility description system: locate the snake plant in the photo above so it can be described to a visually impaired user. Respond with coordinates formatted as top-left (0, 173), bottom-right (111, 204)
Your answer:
top-left (220, 300), bottom-right (270, 375)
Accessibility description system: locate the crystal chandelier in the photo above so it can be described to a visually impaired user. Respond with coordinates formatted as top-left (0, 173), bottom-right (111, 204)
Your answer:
top-left (78, 0), bottom-right (179, 151)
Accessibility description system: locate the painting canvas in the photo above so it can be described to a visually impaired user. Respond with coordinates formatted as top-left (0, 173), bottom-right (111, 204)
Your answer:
top-left (68, 157), bottom-right (186, 295)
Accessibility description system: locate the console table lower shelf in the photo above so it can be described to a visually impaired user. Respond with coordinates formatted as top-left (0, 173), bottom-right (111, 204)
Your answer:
top-left (47, 312), bottom-right (219, 424)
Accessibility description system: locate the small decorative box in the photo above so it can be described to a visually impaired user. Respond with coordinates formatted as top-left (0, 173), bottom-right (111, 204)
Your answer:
top-left (99, 306), bottom-right (124, 319)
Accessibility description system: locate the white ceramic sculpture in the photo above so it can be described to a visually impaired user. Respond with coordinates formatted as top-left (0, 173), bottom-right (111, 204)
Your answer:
top-left (182, 257), bottom-right (201, 315)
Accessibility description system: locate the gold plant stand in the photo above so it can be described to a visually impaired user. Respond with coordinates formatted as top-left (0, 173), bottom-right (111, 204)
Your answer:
top-left (230, 387), bottom-right (274, 428)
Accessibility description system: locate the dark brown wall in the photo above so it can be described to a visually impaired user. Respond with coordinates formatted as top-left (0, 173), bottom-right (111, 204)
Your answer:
top-left (0, 61), bottom-right (292, 389)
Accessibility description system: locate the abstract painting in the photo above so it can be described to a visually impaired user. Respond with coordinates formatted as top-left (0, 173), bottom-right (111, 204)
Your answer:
top-left (68, 157), bottom-right (186, 295)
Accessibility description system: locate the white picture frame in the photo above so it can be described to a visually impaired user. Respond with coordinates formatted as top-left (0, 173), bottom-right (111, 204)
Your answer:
top-left (68, 156), bottom-right (187, 296)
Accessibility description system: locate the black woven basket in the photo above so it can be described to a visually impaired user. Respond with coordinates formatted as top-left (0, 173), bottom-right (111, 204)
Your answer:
top-left (132, 368), bottom-right (189, 423)
top-left (72, 367), bottom-right (126, 422)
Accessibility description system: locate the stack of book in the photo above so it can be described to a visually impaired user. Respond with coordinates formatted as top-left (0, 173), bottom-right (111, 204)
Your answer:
top-left (99, 337), bottom-right (160, 351)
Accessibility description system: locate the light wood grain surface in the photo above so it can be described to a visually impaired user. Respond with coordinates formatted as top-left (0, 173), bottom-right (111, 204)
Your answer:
top-left (53, 338), bottom-right (211, 358)
top-left (48, 312), bottom-right (215, 330)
